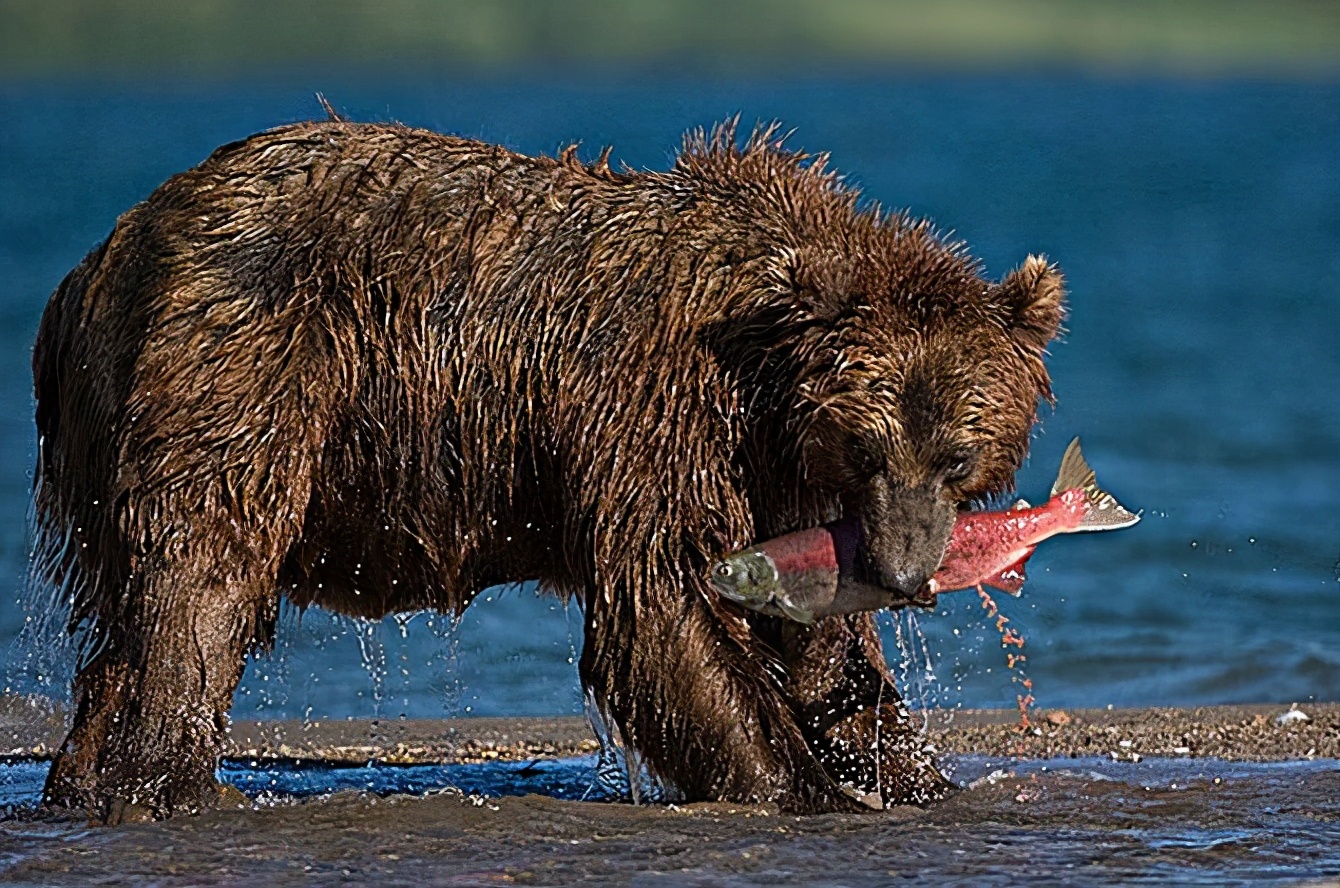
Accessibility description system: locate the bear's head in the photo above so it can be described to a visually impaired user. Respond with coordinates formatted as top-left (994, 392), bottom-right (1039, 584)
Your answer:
top-left (781, 235), bottom-right (1066, 602)
top-left (679, 128), bottom-right (1064, 603)
top-left (716, 218), bottom-right (1065, 604)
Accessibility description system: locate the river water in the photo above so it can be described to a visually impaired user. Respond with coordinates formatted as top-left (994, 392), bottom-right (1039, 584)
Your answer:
top-left (1, 754), bottom-right (1338, 885)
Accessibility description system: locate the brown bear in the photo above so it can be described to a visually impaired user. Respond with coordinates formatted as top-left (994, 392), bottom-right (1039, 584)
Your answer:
top-left (32, 118), bottom-right (1064, 820)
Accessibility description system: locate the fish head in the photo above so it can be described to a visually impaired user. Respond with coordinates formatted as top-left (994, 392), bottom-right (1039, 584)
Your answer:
top-left (709, 548), bottom-right (781, 608)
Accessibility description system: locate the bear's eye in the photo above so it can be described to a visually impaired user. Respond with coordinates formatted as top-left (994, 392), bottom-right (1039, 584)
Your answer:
top-left (847, 433), bottom-right (885, 479)
top-left (942, 451), bottom-right (978, 485)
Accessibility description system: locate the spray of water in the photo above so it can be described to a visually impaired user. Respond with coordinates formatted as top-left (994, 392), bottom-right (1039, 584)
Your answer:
top-left (235, 602), bottom-right (295, 721)
top-left (424, 611), bottom-right (466, 717)
top-left (886, 609), bottom-right (944, 729)
top-left (580, 689), bottom-right (676, 804)
top-left (7, 475), bottom-right (79, 709)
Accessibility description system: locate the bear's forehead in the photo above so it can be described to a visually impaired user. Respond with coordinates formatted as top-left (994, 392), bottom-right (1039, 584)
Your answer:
top-left (821, 334), bottom-right (1031, 430)
top-left (845, 233), bottom-right (987, 305)
top-left (844, 315), bottom-right (1017, 376)
top-left (790, 224), bottom-right (992, 317)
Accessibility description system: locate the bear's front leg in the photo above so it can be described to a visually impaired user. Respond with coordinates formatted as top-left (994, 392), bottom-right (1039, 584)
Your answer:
top-left (773, 612), bottom-right (954, 807)
top-left (579, 584), bottom-right (862, 814)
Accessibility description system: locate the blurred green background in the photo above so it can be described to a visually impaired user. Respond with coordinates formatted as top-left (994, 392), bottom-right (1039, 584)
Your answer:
top-left (4, 0), bottom-right (1339, 80)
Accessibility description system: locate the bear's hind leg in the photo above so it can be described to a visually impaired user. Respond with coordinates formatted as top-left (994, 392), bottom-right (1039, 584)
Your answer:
top-left (43, 555), bottom-right (284, 822)
top-left (41, 367), bottom-right (326, 820)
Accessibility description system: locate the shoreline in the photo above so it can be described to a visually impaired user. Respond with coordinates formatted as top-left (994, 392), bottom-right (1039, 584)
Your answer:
top-left (3, 697), bottom-right (1335, 766)
top-left (7, 1), bottom-right (1340, 81)
top-left (3, 698), bottom-right (1336, 883)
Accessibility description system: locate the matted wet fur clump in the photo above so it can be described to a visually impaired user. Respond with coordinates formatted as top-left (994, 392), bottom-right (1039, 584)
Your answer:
top-left (32, 117), bottom-right (1064, 820)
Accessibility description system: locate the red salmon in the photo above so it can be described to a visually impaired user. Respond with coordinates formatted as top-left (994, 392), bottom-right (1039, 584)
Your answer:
top-left (928, 437), bottom-right (1140, 597)
top-left (709, 438), bottom-right (1138, 623)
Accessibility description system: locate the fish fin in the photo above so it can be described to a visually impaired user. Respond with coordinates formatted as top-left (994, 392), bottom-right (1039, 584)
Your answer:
top-left (777, 601), bottom-right (816, 625)
top-left (1052, 437), bottom-right (1141, 531)
top-left (1012, 498), bottom-right (1031, 510)
top-left (986, 548), bottom-right (1034, 596)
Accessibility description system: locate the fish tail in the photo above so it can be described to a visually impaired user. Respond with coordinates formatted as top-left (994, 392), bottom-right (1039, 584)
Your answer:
top-left (1051, 438), bottom-right (1141, 531)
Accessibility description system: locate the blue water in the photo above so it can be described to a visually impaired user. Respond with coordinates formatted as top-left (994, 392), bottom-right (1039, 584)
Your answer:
top-left (2, 754), bottom-right (1338, 885)
top-left (0, 754), bottom-right (1333, 809)
top-left (0, 74), bottom-right (1336, 719)
top-left (0, 755), bottom-right (610, 808)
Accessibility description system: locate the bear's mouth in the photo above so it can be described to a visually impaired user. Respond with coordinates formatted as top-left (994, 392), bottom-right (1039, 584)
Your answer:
top-left (827, 514), bottom-right (864, 582)
top-left (827, 513), bottom-right (936, 607)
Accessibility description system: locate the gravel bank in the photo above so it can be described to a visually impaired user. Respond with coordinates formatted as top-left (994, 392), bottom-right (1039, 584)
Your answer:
top-left (3, 695), bottom-right (1334, 765)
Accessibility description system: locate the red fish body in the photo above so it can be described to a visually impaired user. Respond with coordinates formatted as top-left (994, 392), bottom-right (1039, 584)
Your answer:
top-left (710, 438), bottom-right (1139, 622)
top-left (930, 487), bottom-right (1091, 596)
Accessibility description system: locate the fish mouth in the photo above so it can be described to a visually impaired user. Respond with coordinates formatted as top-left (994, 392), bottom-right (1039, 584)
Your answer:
top-left (829, 514), bottom-right (938, 609)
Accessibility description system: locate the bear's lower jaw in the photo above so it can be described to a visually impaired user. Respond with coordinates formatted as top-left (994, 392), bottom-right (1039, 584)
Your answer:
top-left (829, 518), bottom-right (910, 600)
top-left (828, 518), bottom-right (936, 612)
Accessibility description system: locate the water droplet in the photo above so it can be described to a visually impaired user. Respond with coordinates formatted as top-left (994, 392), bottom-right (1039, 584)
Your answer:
top-left (393, 613), bottom-right (413, 639)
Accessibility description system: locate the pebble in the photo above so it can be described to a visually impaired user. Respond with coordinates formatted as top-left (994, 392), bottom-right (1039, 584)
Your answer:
top-left (1275, 706), bottom-right (1310, 726)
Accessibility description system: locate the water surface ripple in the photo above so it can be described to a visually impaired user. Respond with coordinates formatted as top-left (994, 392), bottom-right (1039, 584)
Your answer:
top-left (0, 755), bottom-right (1336, 885)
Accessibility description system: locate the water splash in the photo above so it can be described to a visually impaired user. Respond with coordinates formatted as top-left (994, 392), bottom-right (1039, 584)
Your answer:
top-left (887, 609), bottom-right (945, 726)
top-left (581, 690), bottom-right (676, 804)
top-left (392, 612), bottom-right (413, 639)
top-left (7, 483), bottom-right (79, 707)
top-left (230, 604), bottom-right (299, 754)
top-left (424, 611), bottom-right (466, 717)
top-left (4, 586), bottom-right (75, 707)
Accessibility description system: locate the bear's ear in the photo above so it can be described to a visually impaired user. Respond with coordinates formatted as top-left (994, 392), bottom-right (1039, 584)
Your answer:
top-left (996, 255), bottom-right (1066, 351)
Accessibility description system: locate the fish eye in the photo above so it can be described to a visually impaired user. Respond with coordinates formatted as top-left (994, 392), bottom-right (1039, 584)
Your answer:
top-left (714, 563), bottom-right (733, 578)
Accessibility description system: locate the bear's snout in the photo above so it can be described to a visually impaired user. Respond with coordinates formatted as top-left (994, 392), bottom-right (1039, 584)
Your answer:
top-left (851, 479), bottom-right (957, 603)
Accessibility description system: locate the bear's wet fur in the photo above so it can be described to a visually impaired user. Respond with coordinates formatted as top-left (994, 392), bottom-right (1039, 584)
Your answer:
top-left (32, 119), bottom-right (1064, 819)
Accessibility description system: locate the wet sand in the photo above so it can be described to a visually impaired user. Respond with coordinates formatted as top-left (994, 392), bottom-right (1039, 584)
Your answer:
top-left (230, 702), bottom-right (1340, 766)
top-left (2, 699), bottom-right (1337, 885)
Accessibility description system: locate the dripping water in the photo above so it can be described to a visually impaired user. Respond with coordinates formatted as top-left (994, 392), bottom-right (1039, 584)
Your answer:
top-left (350, 617), bottom-right (388, 720)
top-left (887, 609), bottom-right (944, 729)
top-left (424, 610), bottom-right (465, 718)
top-left (244, 601), bottom-right (295, 719)
top-left (581, 690), bottom-right (674, 804)
top-left (389, 612), bottom-right (416, 719)
top-left (8, 480), bottom-right (79, 709)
